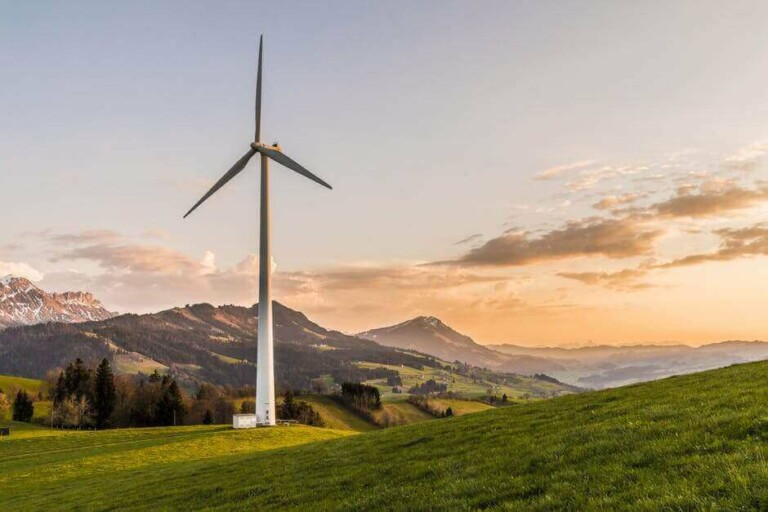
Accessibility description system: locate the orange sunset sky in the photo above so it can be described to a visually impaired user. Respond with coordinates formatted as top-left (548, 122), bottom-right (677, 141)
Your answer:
top-left (4, 2), bottom-right (768, 345)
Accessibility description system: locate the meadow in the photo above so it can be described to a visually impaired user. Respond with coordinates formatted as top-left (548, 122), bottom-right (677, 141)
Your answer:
top-left (2, 360), bottom-right (768, 509)
top-left (357, 361), bottom-right (569, 401)
top-left (0, 374), bottom-right (50, 421)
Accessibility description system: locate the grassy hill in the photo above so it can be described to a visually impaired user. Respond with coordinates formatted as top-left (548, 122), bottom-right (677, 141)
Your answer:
top-left (300, 395), bottom-right (379, 432)
top-left (0, 303), bottom-right (577, 401)
top-left (0, 374), bottom-right (44, 395)
top-left (0, 374), bottom-right (49, 421)
top-left (359, 361), bottom-right (576, 401)
top-left (4, 361), bottom-right (768, 509)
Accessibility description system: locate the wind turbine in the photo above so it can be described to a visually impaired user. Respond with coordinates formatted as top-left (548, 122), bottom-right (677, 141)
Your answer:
top-left (183, 35), bottom-right (332, 426)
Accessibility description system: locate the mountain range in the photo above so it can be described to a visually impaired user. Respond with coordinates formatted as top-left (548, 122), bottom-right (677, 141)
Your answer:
top-left (0, 280), bottom-right (575, 398)
top-left (357, 313), bottom-right (768, 389)
top-left (488, 341), bottom-right (768, 388)
top-left (3, 275), bottom-right (767, 391)
top-left (0, 275), bottom-right (115, 329)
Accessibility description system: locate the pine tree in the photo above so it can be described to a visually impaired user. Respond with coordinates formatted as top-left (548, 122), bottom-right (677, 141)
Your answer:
top-left (167, 380), bottom-right (185, 425)
top-left (12, 390), bottom-right (34, 422)
top-left (93, 358), bottom-right (116, 429)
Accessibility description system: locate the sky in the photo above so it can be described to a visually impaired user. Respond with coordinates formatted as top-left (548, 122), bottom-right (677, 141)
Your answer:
top-left (4, 1), bottom-right (768, 345)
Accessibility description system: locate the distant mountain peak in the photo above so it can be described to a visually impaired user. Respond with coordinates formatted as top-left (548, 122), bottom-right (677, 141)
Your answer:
top-left (412, 315), bottom-right (444, 328)
top-left (0, 275), bottom-right (115, 329)
top-left (358, 315), bottom-right (566, 375)
top-left (0, 274), bottom-right (40, 291)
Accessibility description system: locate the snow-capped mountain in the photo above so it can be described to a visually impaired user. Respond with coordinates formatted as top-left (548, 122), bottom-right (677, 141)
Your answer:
top-left (0, 275), bottom-right (115, 328)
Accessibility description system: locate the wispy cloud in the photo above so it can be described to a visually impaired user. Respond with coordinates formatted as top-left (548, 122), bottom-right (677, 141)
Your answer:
top-left (48, 230), bottom-right (123, 245)
top-left (722, 141), bottom-right (768, 172)
top-left (534, 160), bottom-right (595, 181)
top-left (454, 234), bottom-right (483, 246)
top-left (0, 261), bottom-right (44, 281)
top-left (658, 224), bottom-right (768, 268)
top-left (558, 265), bottom-right (654, 291)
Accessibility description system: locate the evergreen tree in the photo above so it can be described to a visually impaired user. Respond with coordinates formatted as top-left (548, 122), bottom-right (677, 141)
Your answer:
top-left (93, 358), bottom-right (116, 428)
top-left (12, 390), bottom-right (34, 422)
top-left (202, 409), bottom-right (214, 424)
top-left (154, 377), bottom-right (186, 426)
top-left (53, 371), bottom-right (67, 405)
top-left (166, 380), bottom-right (186, 425)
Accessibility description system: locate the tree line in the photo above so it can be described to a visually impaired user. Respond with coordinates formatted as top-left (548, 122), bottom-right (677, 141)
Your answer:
top-left (408, 378), bottom-right (448, 395)
top-left (406, 395), bottom-right (454, 418)
top-left (49, 358), bottom-right (184, 429)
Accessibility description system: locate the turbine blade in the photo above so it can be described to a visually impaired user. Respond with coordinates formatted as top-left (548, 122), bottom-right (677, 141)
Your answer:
top-left (259, 146), bottom-right (332, 190)
top-left (183, 148), bottom-right (257, 218)
top-left (255, 35), bottom-right (263, 142)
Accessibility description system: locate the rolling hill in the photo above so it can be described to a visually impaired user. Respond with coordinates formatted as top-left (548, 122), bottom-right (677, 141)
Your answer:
top-left (0, 302), bottom-right (575, 399)
top-left (2, 360), bottom-right (767, 509)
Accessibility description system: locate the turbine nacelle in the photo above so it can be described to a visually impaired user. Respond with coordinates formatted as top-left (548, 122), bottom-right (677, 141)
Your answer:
top-left (251, 142), bottom-right (281, 152)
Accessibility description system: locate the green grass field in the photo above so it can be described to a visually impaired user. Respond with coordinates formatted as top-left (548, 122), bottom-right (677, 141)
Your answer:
top-left (0, 374), bottom-right (50, 421)
top-left (0, 374), bottom-right (44, 395)
top-left (3, 361), bottom-right (768, 509)
top-left (429, 398), bottom-right (493, 416)
top-left (373, 401), bottom-right (435, 426)
top-left (300, 395), bottom-right (379, 432)
top-left (358, 361), bottom-right (568, 401)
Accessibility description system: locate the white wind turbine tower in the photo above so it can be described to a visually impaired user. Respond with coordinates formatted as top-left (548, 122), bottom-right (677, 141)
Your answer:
top-left (183, 35), bottom-right (332, 426)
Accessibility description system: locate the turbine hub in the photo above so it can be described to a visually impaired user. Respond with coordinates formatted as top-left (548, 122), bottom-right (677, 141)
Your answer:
top-left (251, 142), bottom-right (282, 152)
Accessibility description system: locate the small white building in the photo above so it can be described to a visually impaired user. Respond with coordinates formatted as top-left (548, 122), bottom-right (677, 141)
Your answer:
top-left (233, 414), bottom-right (259, 429)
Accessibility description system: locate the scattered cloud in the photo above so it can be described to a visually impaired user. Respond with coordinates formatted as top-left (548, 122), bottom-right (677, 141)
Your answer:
top-left (658, 224), bottom-right (768, 268)
top-left (0, 261), bottom-right (44, 281)
top-left (51, 243), bottom-right (204, 274)
top-left (651, 183), bottom-right (768, 218)
top-left (140, 228), bottom-right (172, 240)
top-left (592, 193), bottom-right (643, 212)
top-left (566, 165), bottom-right (649, 191)
top-left (534, 160), bottom-right (595, 181)
top-left (722, 141), bottom-right (768, 172)
top-left (558, 266), bottom-right (653, 291)
top-left (48, 230), bottom-right (122, 245)
top-left (454, 234), bottom-right (483, 246)
top-left (445, 217), bottom-right (661, 267)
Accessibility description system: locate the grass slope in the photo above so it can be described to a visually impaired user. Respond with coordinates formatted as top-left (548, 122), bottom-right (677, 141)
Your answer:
top-left (358, 361), bottom-right (570, 401)
top-left (0, 374), bottom-right (44, 394)
top-left (374, 400), bottom-right (436, 425)
top-left (0, 423), bottom-right (352, 509)
top-left (0, 374), bottom-right (49, 421)
top-left (4, 361), bottom-right (768, 510)
top-left (430, 398), bottom-right (493, 416)
top-left (300, 395), bottom-right (378, 432)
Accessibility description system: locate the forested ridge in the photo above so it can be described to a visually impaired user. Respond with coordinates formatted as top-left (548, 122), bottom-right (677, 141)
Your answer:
top-left (0, 301), bottom-right (443, 391)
